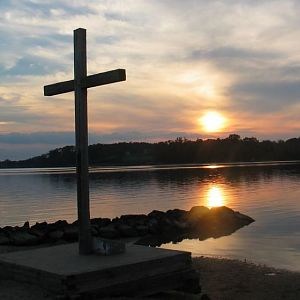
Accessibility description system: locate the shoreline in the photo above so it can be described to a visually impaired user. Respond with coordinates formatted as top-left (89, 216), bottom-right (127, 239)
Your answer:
top-left (0, 246), bottom-right (299, 300)
top-left (1, 159), bottom-right (300, 173)
top-left (194, 256), bottom-right (300, 300)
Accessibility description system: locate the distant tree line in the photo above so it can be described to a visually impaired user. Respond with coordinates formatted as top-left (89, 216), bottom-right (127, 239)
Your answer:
top-left (1, 134), bottom-right (300, 168)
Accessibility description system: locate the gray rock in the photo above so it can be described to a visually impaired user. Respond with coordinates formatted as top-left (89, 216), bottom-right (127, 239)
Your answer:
top-left (159, 217), bottom-right (176, 232)
top-left (118, 224), bottom-right (138, 237)
top-left (119, 214), bottom-right (148, 226)
top-left (234, 211), bottom-right (255, 224)
top-left (23, 221), bottom-right (30, 229)
top-left (2, 226), bottom-right (13, 236)
top-left (173, 220), bottom-right (190, 231)
top-left (147, 218), bottom-right (159, 234)
top-left (30, 221), bottom-right (48, 232)
top-left (63, 225), bottom-right (78, 241)
top-left (148, 210), bottom-right (165, 219)
top-left (48, 230), bottom-right (64, 241)
top-left (99, 225), bottom-right (119, 239)
top-left (187, 206), bottom-right (210, 227)
top-left (0, 233), bottom-right (10, 245)
top-left (91, 225), bottom-right (99, 236)
top-left (10, 231), bottom-right (39, 246)
top-left (52, 220), bottom-right (68, 230)
top-left (136, 225), bottom-right (149, 236)
top-left (91, 218), bottom-right (111, 227)
top-left (166, 209), bottom-right (186, 220)
top-left (188, 206), bottom-right (210, 219)
top-left (29, 228), bottom-right (46, 239)
top-left (210, 206), bottom-right (235, 217)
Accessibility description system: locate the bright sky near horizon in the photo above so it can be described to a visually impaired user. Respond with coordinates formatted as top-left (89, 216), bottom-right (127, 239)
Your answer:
top-left (1, 0), bottom-right (300, 160)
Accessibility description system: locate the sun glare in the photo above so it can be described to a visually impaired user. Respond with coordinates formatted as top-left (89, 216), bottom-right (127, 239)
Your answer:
top-left (200, 112), bottom-right (226, 132)
top-left (207, 186), bottom-right (225, 208)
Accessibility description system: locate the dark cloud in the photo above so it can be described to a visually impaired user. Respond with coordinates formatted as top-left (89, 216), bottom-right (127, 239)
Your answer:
top-left (189, 47), bottom-right (280, 61)
top-left (24, 34), bottom-right (72, 48)
top-left (0, 144), bottom-right (55, 161)
top-left (104, 12), bottom-right (129, 22)
top-left (0, 132), bottom-right (74, 145)
top-left (0, 55), bottom-right (67, 76)
top-left (95, 35), bottom-right (120, 45)
top-left (229, 80), bottom-right (300, 112)
top-left (186, 46), bottom-right (300, 113)
top-left (0, 131), bottom-right (196, 147)
top-left (1, 1), bottom-right (95, 18)
top-left (0, 97), bottom-right (48, 124)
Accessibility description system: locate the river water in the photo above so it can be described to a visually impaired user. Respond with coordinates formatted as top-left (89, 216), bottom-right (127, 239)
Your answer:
top-left (0, 162), bottom-right (299, 271)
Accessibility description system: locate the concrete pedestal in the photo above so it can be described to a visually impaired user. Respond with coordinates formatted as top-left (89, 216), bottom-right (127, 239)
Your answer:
top-left (0, 243), bottom-right (199, 298)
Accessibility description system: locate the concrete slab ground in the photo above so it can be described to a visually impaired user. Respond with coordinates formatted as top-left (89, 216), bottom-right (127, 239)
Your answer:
top-left (0, 243), bottom-right (200, 298)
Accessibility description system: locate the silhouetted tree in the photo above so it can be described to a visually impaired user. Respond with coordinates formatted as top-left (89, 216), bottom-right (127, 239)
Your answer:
top-left (1, 134), bottom-right (300, 168)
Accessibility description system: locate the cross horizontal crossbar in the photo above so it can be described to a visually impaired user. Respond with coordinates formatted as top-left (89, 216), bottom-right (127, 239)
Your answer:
top-left (44, 69), bottom-right (126, 96)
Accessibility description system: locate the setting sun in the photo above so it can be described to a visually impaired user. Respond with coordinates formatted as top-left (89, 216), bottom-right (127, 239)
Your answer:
top-left (200, 112), bottom-right (226, 132)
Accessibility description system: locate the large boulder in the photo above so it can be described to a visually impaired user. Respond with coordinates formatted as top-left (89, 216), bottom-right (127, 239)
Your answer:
top-left (23, 221), bottom-right (30, 229)
top-left (29, 221), bottom-right (49, 239)
top-left (210, 206), bottom-right (235, 218)
top-left (91, 218), bottom-right (111, 228)
top-left (135, 225), bottom-right (149, 236)
top-left (146, 218), bottom-right (159, 234)
top-left (50, 220), bottom-right (68, 231)
top-left (118, 224), bottom-right (138, 237)
top-left (9, 230), bottom-right (39, 246)
top-left (30, 221), bottom-right (48, 231)
top-left (166, 209), bottom-right (186, 220)
top-left (98, 224), bottom-right (119, 239)
top-left (0, 233), bottom-right (9, 245)
top-left (148, 210), bottom-right (165, 220)
top-left (119, 214), bottom-right (148, 226)
top-left (186, 206), bottom-right (210, 226)
top-left (48, 230), bottom-right (64, 242)
top-left (136, 206), bottom-right (255, 247)
top-left (234, 211), bottom-right (255, 225)
top-left (63, 225), bottom-right (78, 241)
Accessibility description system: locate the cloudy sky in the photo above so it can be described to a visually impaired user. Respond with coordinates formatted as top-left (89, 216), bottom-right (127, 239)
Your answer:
top-left (1, 0), bottom-right (300, 160)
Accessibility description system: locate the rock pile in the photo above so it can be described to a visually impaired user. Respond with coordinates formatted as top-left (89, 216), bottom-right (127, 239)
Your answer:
top-left (0, 206), bottom-right (254, 247)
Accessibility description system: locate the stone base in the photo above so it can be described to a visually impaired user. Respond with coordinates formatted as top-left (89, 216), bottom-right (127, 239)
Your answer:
top-left (0, 243), bottom-right (200, 298)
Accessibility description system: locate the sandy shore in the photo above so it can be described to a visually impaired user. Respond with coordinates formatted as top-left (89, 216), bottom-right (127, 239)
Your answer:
top-left (0, 245), bottom-right (299, 299)
top-left (194, 256), bottom-right (300, 300)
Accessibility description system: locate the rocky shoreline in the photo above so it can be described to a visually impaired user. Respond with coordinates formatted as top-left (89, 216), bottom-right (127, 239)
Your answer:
top-left (1, 208), bottom-right (299, 300)
top-left (0, 206), bottom-right (254, 247)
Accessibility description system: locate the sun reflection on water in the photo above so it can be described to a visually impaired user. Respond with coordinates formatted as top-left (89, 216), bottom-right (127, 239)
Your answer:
top-left (205, 165), bottom-right (218, 169)
top-left (207, 186), bottom-right (226, 208)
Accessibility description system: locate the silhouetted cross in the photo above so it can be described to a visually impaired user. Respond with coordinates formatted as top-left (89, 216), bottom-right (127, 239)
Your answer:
top-left (44, 28), bottom-right (126, 255)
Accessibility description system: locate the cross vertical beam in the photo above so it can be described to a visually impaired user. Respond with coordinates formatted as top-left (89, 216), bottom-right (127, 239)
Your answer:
top-left (74, 28), bottom-right (92, 254)
top-left (43, 28), bottom-right (126, 255)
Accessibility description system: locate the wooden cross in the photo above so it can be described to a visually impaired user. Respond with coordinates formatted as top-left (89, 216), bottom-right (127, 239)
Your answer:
top-left (44, 28), bottom-right (126, 255)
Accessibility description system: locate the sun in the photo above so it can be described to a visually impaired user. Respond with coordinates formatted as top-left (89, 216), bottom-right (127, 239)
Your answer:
top-left (200, 112), bottom-right (226, 132)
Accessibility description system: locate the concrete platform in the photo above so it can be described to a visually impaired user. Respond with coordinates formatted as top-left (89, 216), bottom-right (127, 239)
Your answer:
top-left (0, 243), bottom-right (200, 298)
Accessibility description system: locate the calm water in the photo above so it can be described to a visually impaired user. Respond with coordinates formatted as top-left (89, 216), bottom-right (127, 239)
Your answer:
top-left (0, 162), bottom-right (299, 271)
